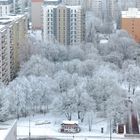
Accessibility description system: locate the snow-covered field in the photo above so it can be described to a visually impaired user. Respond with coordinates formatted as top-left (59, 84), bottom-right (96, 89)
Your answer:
top-left (17, 113), bottom-right (140, 140)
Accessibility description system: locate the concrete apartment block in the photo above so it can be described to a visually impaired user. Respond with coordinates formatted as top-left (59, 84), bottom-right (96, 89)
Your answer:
top-left (43, 5), bottom-right (85, 45)
top-left (0, 120), bottom-right (17, 140)
top-left (0, 14), bottom-right (27, 84)
top-left (31, 0), bottom-right (44, 30)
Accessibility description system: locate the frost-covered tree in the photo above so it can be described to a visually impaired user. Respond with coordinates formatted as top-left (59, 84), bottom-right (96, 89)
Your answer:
top-left (0, 87), bottom-right (10, 121)
top-left (54, 90), bottom-right (76, 120)
top-left (9, 77), bottom-right (32, 117)
top-left (86, 66), bottom-right (121, 117)
top-left (54, 70), bottom-right (73, 93)
top-left (19, 55), bottom-right (55, 77)
top-left (122, 64), bottom-right (140, 95)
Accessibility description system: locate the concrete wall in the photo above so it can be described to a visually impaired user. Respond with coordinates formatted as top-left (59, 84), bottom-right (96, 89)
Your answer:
top-left (31, 0), bottom-right (43, 30)
top-left (5, 121), bottom-right (17, 140)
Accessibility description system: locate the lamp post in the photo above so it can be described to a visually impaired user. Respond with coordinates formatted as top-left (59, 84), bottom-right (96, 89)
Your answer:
top-left (29, 115), bottom-right (31, 140)
top-left (110, 118), bottom-right (112, 140)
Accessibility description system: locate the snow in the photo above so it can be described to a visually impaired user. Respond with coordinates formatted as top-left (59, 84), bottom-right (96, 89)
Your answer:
top-left (62, 121), bottom-right (78, 125)
top-left (0, 120), bottom-right (16, 140)
top-left (0, 129), bottom-right (8, 140)
top-left (100, 39), bottom-right (108, 44)
top-left (29, 30), bottom-right (42, 41)
top-left (17, 114), bottom-right (140, 140)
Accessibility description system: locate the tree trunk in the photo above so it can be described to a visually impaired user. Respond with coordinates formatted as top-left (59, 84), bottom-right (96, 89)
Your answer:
top-left (78, 111), bottom-right (81, 119)
top-left (132, 88), bottom-right (135, 95)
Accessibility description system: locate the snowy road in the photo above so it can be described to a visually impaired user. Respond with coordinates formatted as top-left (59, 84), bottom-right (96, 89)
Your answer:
top-left (18, 135), bottom-right (140, 140)
top-left (17, 114), bottom-right (140, 140)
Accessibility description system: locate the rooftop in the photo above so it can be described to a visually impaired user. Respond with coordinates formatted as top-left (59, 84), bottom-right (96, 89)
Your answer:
top-left (43, 4), bottom-right (82, 9)
top-left (0, 14), bottom-right (26, 25)
top-left (0, 25), bottom-right (5, 30)
top-left (62, 121), bottom-right (78, 125)
top-left (122, 8), bottom-right (140, 18)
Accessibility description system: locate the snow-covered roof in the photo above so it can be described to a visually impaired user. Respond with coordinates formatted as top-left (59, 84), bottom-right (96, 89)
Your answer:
top-left (0, 24), bottom-right (5, 29)
top-left (45, 0), bottom-right (59, 1)
top-left (62, 121), bottom-right (78, 125)
top-left (122, 8), bottom-right (140, 18)
top-left (43, 4), bottom-right (82, 9)
top-left (100, 39), bottom-right (108, 44)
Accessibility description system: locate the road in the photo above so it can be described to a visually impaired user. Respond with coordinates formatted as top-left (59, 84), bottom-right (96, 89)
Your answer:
top-left (18, 135), bottom-right (140, 140)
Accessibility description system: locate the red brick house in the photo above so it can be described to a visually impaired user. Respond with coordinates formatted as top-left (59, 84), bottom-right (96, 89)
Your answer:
top-left (60, 121), bottom-right (80, 133)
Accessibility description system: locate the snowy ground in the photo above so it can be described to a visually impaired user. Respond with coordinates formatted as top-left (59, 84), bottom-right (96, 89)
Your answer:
top-left (17, 113), bottom-right (140, 140)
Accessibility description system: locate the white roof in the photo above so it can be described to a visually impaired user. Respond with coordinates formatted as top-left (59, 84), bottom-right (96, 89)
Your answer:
top-left (122, 8), bottom-right (140, 18)
top-left (0, 15), bottom-right (26, 31)
top-left (45, 0), bottom-right (59, 1)
top-left (62, 121), bottom-right (78, 125)
top-left (0, 25), bottom-right (5, 29)
top-left (100, 39), bottom-right (108, 44)
top-left (43, 4), bottom-right (82, 9)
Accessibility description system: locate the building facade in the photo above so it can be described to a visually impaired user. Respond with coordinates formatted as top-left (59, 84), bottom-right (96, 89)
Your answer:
top-left (0, 120), bottom-right (17, 140)
top-left (0, 15), bottom-right (27, 84)
top-left (62, 0), bottom-right (82, 5)
top-left (92, 0), bottom-right (117, 20)
top-left (44, 0), bottom-right (61, 5)
top-left (31, 0), bottom-right (44, 30)
top-left (121, 8), bottom-right (140, 43)
top-left (0, 0), bottom-right (12, 16)
top-left (92, 0), bottom-right (103, 18)
top-left (43, 5), bottom-right (85, 45)
top-left (60, 121), bottom-right (80, 133)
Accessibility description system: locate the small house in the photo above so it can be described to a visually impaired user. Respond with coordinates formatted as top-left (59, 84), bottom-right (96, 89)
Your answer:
top-left (60, 121), bottom-right (80, 133)
top-left (117, 124), bottom-right (126, 134)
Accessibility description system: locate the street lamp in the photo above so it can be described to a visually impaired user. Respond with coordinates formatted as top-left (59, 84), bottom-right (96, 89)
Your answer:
top-left (110, 119), bottom-right (112, 140)
top-left (29, 115), bottom-right (31, 140)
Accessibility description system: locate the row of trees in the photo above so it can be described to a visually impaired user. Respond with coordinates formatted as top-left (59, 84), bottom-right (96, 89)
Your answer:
top-left (1, 29), bottom-right (140, 128)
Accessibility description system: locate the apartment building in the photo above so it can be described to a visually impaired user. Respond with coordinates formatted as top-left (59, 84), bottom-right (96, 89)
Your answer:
top-left (83, 0), bottom-right (93, 10)
top-left (136, 0), bottom-right (140, 10)
top-left (62, 0), bottom-right (82, 5)
top-left (92, 0), bottom-right (103, 17)
top-left (0, 120), bottom-right (17, 140)
top-left (0, 14), bottom-right (27, 84)
top-left (121, 8), bottom-right (140, 43)
top-left (62, 0), bottom-right (93, 10)
top-left (44, 0), bottom-right (61, 5)
top-left (43, 5), bottom-right (85, 45)
top-left (92, 0), bottom-right (117, 20)
top-left (31, 0), bottom-right (44, 30)
top-left (0, 0), bottom-right (12, 16)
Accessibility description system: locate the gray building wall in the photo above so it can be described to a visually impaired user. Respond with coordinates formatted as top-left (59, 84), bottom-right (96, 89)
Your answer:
top-left (31, 0), bottom-right (43, 30)
top-left (5, 121), bottom-right (17, 140)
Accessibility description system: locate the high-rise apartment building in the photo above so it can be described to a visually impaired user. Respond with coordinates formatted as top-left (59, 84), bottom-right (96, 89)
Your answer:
top-left (43, 5), bottom-right (85, 45)
top-left (106, 0), bottom-right (117, 20)
top-left (82, 0), bottom-right (93, 10)
top-left (62, 0), bottom-right (82, 5)
top-left (118, 0), bottom-right (140, 11)
top-left (44, 0), bottom-right (61, 5)
top-left (62, 0), bottom-right (93, 10)
top-left (92, 0), bottom-right (117, 20)
top-left (136, 0), bottom-right (140, 10)
top-left (121, 8), bottom-right (140, 43)
top-left (0, 0), bottom-right (12, 16)
top-left (31, 0), bottom-right (44, 30)
top-left (0, 14), bottom-right (27, 84)
top-left (92, 0), bottom-right (103, 18)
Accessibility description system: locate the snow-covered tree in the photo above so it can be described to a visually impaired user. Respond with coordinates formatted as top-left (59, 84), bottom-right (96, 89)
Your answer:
top-left (19, 55), bottom-right (55, 77)
top-left (123, 64), bottom-right (140, 95)
top-left (0, 87), bottom-right (10, 121)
